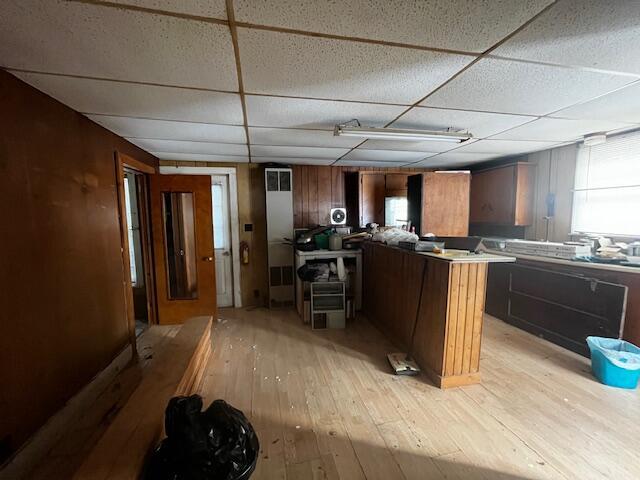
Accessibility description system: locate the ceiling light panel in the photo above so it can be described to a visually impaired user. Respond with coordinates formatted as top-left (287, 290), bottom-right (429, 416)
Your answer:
top-left (108, 0), bottom-right (227, 19)
top-left (491, 117), bottom-right (632, 142)
top-left (251, 157), bottom-right (335, 166)
top-left (234, 0), bottom-right (552, 53)
top-left (88, 116), bottom-right (247, 143)
top-left (15, 72), bottom-right (244, 124)
top-left (128, 139), bottom-right (248, 156)
top-left (245, 95), bottom-right (405, 129)
top-left (0, 0), bottom-right (237, 90)
top-left (343, 149), bottom-right (434, 163)
top-left (392, 106), bottom-right (533, 138)
top-left (152, 152), bottom-right (249, 163)
top-left (550, 81), bottom-right (640, 124)
top-left (422, 57), bottom-right (633, 116)
top-left (451, 139), bottom-right (559, 155)
top-left (251, 145), bottom-right (350, 159)
top-left (238, 28), bottom-right (473, 105)
top-left (248, 127), bottom-right (362, 148)
top-left (493, 0), bottom-right (640, 75)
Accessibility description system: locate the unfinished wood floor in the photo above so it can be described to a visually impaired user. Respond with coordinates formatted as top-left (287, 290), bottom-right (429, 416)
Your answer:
top-left (200, 308), bottom-right (640, 480)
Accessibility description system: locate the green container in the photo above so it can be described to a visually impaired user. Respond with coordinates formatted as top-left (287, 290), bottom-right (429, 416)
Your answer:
top-left (314, 233), bottom-right (330, 249)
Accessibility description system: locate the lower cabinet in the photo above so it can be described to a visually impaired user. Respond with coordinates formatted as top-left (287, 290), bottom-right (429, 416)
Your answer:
top-left (486, 261), bottom-right (627, 356)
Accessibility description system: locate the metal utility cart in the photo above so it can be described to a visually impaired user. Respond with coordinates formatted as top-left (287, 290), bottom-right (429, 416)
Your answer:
top-left (311, 281), bottom-right (346, 329)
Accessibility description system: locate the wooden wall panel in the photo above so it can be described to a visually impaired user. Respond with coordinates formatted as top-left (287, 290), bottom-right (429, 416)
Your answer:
top-left (0, 70), bottom-right (158, 459)
top-left (292, 165), bottom-right (431, 228)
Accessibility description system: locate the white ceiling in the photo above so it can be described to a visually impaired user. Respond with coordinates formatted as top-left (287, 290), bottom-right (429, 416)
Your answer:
top-left (2, 0), bottom-right (639, 167)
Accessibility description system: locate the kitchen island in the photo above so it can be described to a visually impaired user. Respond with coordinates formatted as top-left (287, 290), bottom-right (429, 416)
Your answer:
top-left (362, 241), bottom-right (514, 388)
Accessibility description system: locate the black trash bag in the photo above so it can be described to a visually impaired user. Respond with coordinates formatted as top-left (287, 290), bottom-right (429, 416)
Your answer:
top-left (145, 395), bottom-right (259, 480)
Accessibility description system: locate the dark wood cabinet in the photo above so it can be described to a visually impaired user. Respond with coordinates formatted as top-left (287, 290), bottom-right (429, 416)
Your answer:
top-left (470, 163), bottom-right (535, 226)
top-left (485, 260), bottom-right (627, 356)
top-left (407, 172), bottom-right (470, 237)
top-left (385, 173), bottom-right (409, 197)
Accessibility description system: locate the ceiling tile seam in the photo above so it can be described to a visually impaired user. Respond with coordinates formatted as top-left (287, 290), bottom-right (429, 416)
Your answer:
top-left (244, 91), bottom-right (410, 107)
top-left (485, 54), bottom-right (640, 80)
top-left (152, 151), bottom-right (249, 158)
top-left (82, 112), bottom-right (246, 127)
top-left (383, 0), bottom-right (561, 131)
top-left (334, 0), bottom-right (560, 169)
top-left (225, 0), bottom-right (251, 163)
top-left (70, 0), bottom-right (229, 25)
top-left (3, 67), bottom-right (239, 95)
top-left (234, 22), bottom-right (480, 58)
top-left (15, 65), bottom-right (612, 120)
top-left (125, 137), bottom-right (248, 146)
top-left (538, 78), bottom-right (640, 119)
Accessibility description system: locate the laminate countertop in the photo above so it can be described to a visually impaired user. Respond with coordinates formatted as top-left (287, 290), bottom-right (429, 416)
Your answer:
top-left (484, 249), bottom-right (640, 275)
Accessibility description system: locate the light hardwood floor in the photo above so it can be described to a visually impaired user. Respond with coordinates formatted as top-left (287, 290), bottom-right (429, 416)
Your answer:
top-left (199, 308), bottom-right (640, 480)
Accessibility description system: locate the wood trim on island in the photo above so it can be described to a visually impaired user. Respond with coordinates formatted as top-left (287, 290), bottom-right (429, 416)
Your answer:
top-left (363, 242), bottom-right (507, 388)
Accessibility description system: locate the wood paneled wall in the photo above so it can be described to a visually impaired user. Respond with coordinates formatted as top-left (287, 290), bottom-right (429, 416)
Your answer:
top-left (291, 165), bottom-right (430, 228)
top-left (0, 70), bottom-right (157, 460)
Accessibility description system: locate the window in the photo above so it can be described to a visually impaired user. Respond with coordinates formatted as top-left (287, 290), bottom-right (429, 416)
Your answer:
top-left (385, 196), bottom-right (408, 227)
top-left (572, 130), bottom-right (640, 237)
top-left (123, 175), bottom-right (138, 285)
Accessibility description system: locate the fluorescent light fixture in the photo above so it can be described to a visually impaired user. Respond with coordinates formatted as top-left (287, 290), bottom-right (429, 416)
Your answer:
top-left (583, 132), bottom-right (606, 146)
top-left (334, 124), bottom-right (472, 143)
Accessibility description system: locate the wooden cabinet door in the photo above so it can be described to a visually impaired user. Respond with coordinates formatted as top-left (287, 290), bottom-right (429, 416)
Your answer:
top-left (149, 174), bottom-right (216, 324)
top-left (422, 172), bottom-right (470, 237)
top-left (470, 166), bottom-right (516, 224)
top-left (360, 173), bottom-right (385, 226)
top-left (385, 173), bottom-right (409, 196)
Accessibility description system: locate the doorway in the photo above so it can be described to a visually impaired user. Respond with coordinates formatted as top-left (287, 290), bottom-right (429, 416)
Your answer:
top-left (158, 166), bottom-right (242, 308)
top-left (212, 175), bottom-right (233, 307)
top-left (123, 169), bottom-right (150, 335)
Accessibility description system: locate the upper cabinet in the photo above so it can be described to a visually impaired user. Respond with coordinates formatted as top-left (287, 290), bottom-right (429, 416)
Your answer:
top-left (470, 163), bottom-right (535, 226)
top-left (385, 173), bottom-right (409, 197)
top-left (407, 172), bottom-right (471, 237)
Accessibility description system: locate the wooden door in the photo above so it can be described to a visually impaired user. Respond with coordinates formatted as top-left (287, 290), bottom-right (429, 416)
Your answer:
top-left (150, 174), bottom-right (216, 324)
top-left (360, 173), bottom-right (385, 226)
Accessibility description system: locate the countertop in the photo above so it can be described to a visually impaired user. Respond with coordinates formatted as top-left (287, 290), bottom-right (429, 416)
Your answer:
top-left (374, 243), bottom-right (516, 263)
top-left (484, 249), bottom-right (640, 275)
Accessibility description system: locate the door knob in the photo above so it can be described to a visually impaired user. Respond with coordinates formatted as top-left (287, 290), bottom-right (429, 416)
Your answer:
top-left (203, 256), bottom-right (214, 262)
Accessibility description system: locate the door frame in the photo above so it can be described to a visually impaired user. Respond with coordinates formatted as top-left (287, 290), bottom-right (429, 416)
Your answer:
top-left (159, 166), bottom-right (242, 307)
top-left (115, 153), bottom-right (157, 355)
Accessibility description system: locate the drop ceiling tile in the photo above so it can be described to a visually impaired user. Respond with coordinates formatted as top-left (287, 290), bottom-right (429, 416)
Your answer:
top-left (392, 106), bottom-right (533, 138)
top-left (334, 160), bottom-right (413, 168)
top-left (422, 58), bottom-right (634, 116)
top-left (550, 81), bottom-right (640, 124)
top-left (234, 0), bottom-right (552, 53)
top-left (491, 117), bottom-right (632, 142)
top-left (238, 28), bottom-right (473, 104)
top-left (109, 0), bottom-right (227, 19)
top-left (342, 149), bottom-right (434, 163)
top-left (252, 157), bottom-right (335, 166)
top-left (251, 145), bottom-right (349, 159)
top-left (88, 115), bottom-right (247, 143)
top-left (0, 0), bottom-right (237, 90)
top-left (248, 127), bottom-right (362, 148)
top-left (493, 0), bottom-right (640, 75)
top-left (15, 73), bottom-right (244, 124)
top-left (245, 95), bottom-right (405, 129)
top-left (152, 152), bottom-right (249, 163)
top-left (410, 152), bottom-right (499, 167)
top-left (128, 139), bottom-right (248, 156)
top-left (452, 139), bottom-right (559, 155)
top-left (359, 139), bottom-right (462, 154)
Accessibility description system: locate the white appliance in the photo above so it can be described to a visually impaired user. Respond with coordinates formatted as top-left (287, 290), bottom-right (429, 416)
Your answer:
top-left (265, 167), bottom-right (294, 307)
top-left (330, 207), bottom-right (347, 225)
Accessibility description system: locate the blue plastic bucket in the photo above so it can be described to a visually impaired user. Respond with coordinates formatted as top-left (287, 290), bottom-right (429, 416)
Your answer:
top-left (586, 336), bottom-right (640, 389)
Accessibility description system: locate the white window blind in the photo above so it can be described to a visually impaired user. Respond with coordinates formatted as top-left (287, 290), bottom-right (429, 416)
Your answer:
top-left (572, 130), bottom-right (640, 237)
